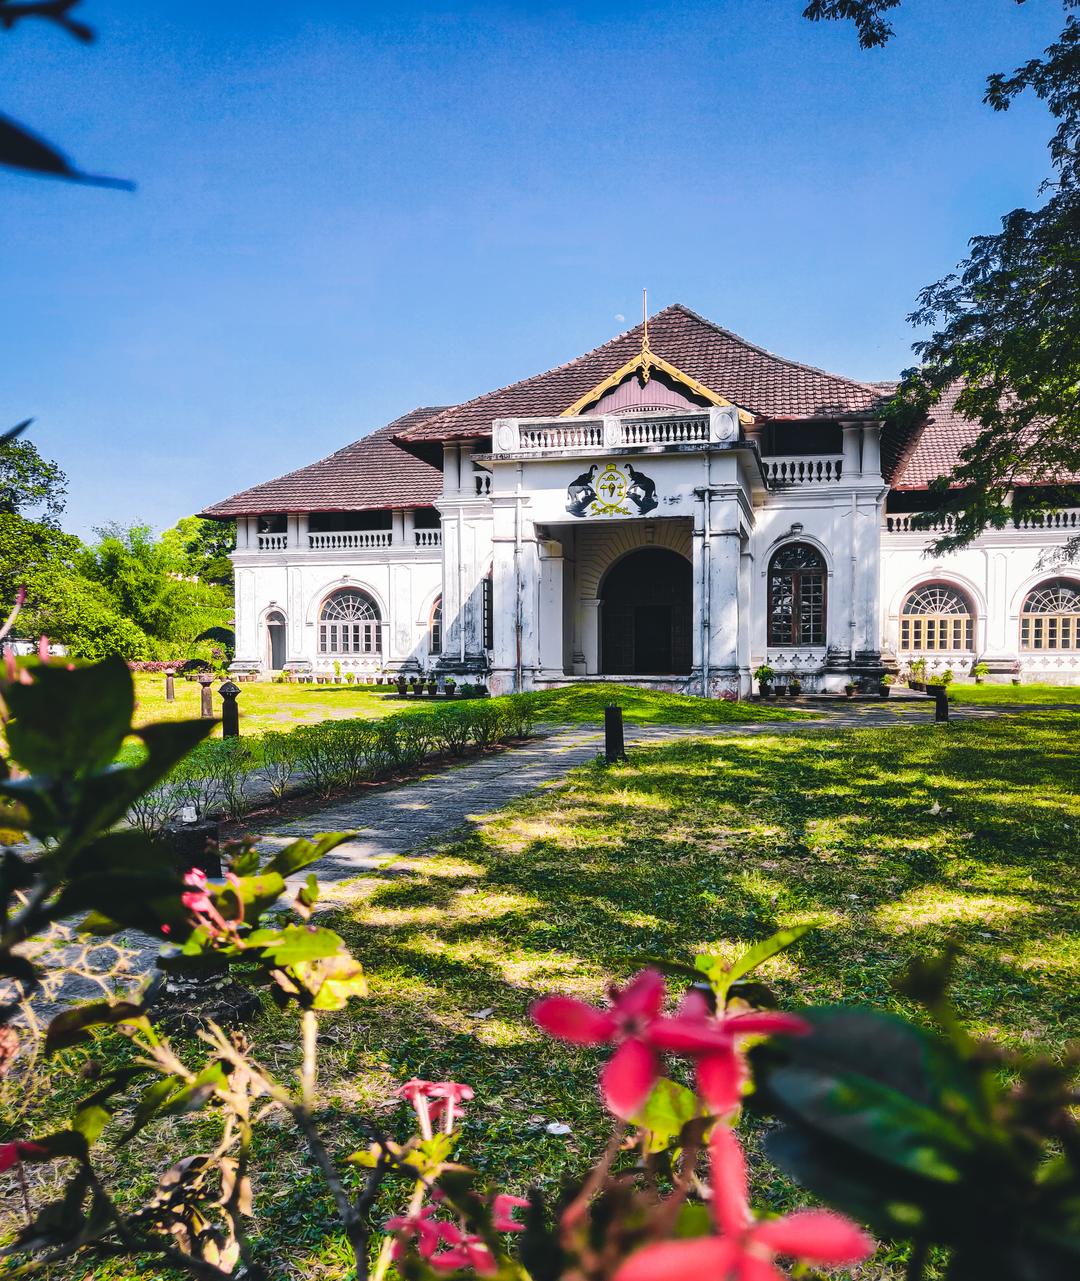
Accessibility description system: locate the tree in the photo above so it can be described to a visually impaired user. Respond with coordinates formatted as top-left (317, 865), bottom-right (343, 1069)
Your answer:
top-left (160, 515), bottom-right (235, 587)
top-left (804, 1), bottom-right (1080, 553)
top-left (0, 434), bottom-right (67, 523)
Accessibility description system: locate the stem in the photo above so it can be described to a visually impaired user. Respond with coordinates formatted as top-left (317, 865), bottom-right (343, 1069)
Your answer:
top-left (906, 1237), bottom-right (929, 1281)
top-left (300, 1007), bottom-right (317, 1107)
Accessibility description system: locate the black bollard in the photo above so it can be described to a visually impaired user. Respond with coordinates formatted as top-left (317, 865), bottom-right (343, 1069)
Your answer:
top-left (165, 671), bottom-right (175, 702)
top-left (604, 705), bottom-right (627, 763)
top-left (218, 680), bottom-right (241, 737)
top-left (162, 819), bottom-right (222, 878)
top-left (198, 673), bottom-right (215, 718)
top-left (933, 686), bottom-right (949, 723)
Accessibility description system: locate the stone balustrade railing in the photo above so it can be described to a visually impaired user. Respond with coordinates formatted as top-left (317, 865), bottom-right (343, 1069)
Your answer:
top-left (414, 529), bottom-right (442, 547)
top-left (762, 455), bottom-right (844, 486)
top-left (886, 509), bottom-right (1080, 534)
top-left (307, 531), bottom-right (393, 551)
top-left (257, 532), bottom-right (288, 550)
top-left (494, 408), bottom-right (739, 454)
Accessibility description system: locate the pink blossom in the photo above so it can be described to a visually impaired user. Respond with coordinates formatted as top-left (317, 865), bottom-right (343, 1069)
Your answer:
top-left (426, 1223), bottom-right (497, 1275)
top-left (0, 1141), bottom-right (47, 1172)
top-left (531, 969), bottom-right (667, 1117)
top-left (2, 647), bottom-right (14, 683)
top-left (492, 1193), bottom-right (529, 1233)
top-left (386, 1205), bottom-right (442, 1261)
top-left (398, 1079), bottom-right (474, 1137)
top-left (532, 970), bottom-right (808, 1119)
top-left (36, 636), bottom-right (50, 664)
top-left (613, 1127), bottom-right (873, 1281)
top-left (650, 988), bottom-right (810, 1114)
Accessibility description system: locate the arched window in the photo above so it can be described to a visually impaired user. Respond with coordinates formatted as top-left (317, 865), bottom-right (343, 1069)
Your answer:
top-left (319, 590), bottom-right (381, 654)
top-left (1021, 579), bottom-right (1080, 650)
top-left (429, 596), bottom-right (442, 655)
top-left (900, 584), bottom-right (973, 652)
top-left (768, 543), bottom-right (826, 646)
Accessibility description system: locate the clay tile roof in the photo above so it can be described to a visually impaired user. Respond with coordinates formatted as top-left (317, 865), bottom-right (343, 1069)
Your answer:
top-left (198, 407), bottom-right (448, 518)
top-left (396, 304), bottom-right (889, 443)
top-left (889, 382), bottom-right (979, 489)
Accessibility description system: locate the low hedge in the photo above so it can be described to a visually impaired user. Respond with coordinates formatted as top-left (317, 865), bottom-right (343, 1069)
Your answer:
top-left (128, 694), bottom-right (540, 832)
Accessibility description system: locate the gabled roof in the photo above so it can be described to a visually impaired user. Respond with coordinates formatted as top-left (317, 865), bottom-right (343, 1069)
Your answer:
top-left (199, 407), bottom-right (448, 518)
top-left (396, 305), bottom-right (889, 443)
top-left (890, 382), bottom-right (979, 489)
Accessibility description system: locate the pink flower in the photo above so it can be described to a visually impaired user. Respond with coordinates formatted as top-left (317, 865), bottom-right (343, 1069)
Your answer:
top-left (426, 1223), bottom-right (497, 1275)
top-left (0, 1141), bottom-right (46, 1172)
top-left (36, 636), bottom-right (50, 664)
top-left (531, 969), bottom-right (667, 1117)
top-left (492, 1193), bottom-right (529, 1233)
top-left (386, 1204), bottom-right (442, 1261)
top-left (2, 647), bottom-right (14, 683)
top-left (613, 1127), bottom-right (873, 1281)
top-left (650, 989), bottom-right (810, 1114)
top-left (532, 970), bottom-right (809, 1119)
top-left (398, 1079), bottom-right (474, 1137)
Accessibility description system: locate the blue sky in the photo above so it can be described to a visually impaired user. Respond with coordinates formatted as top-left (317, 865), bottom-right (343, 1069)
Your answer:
top-left (0, 0), bottom-right (1064, 535)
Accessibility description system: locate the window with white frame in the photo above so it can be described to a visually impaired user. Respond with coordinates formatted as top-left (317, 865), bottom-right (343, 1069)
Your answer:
top-left (900, 584), bottom-right (973, 652)
top-left (318, 590), bottom-right (381, 654)
top-left (1021, 579), bottom-right (1080, 651)
top-left (429, 596), bottom-right (442, 655)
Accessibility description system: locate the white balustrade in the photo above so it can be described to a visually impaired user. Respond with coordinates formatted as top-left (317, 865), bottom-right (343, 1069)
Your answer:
top-left (307, 531), bottom-right (392, 551)
top-left (763, 456), bottom-right (844, 486)
top-left (886, 508), bottom-right (1080, 534)
top-left (414, 529), bottom-right (442, 548)
top-left (515, 420), bottom-right (605, 451)
top-left (474, 471), bottom-right (492, 496)
top-left (1014, 508), bottom-right (1080, 530)
top-left (885, 514), bottom-right (957, 534)
top-left (619, 415), bottom-right (710, 445)
top-left (503, 412), bottom-right (713, 454)
top-left (257, 532), bottom-right (288, 550)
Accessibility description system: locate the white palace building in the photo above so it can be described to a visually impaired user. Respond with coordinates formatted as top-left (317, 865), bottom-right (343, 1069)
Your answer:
top-left (202, 306), bottom-right (1080, 696)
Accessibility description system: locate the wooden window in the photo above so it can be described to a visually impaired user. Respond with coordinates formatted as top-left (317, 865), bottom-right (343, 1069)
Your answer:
top-left (429, 596), bottom-right (442, 655)
top-left (318, 590), bottom-right (381, 655)
top-left (1021, 579), bottom-right (1080, 651)
top-left (768, 543), bottom-right (826, 646)
top-left (900, 584), bottom-right (973, 652)
top-left (482, 575), bottom-right (493, 651)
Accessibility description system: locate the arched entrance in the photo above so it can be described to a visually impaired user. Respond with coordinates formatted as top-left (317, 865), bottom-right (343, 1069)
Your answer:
top-left (600, 548), bottom-right (692, 674)
top-left (265, 610), bottom-right (287, 670)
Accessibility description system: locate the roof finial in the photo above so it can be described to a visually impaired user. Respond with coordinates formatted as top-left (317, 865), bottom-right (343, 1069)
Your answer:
top-left (640, 287), bottom-right (652, 383)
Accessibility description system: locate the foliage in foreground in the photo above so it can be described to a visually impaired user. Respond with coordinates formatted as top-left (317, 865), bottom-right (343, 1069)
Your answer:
top-left (0, 654), bottom-right (1078, 1280)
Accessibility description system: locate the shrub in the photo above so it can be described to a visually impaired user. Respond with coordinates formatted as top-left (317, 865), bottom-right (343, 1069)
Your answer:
top-left (260, 731), bottom-right (299, 800)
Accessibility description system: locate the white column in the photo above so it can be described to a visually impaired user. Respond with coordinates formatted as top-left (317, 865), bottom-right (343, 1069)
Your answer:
top-left (297, 513), bottom-right (309, 550)
top-left (706, 493), bottom-right (742, 696)
top-left (738, 539), bottom-right (753, 690)
top-left (692, 494), bottom-right (706, 682)
top-left (853, 495), bottom-right (882, 659)
top-left (538, 540), bottom-right (565, 675)
top-left (489, 499), bottom-right (517, 693)
top-left (841, 424), bottom-right (862, 479)
top-left (580, 599), bottom-right (601, 675)
top-left (861, 423), bottom-right (882, 479)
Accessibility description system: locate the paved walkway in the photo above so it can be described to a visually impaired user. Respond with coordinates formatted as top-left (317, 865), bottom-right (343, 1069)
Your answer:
top-left (247, 702), bottom-right (956, 887)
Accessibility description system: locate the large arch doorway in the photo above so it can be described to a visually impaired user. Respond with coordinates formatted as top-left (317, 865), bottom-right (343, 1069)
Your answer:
top-left (265, 611), bottom-right (287, 671)
top-left (600, 548), bottom-right (692, 674)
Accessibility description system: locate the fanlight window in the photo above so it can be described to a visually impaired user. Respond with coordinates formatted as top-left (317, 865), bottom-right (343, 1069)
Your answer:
top-left (900, 584), bottom-right (973, 652)
top-left (429, 596), bottom-right (442, 655)
top-left (319, 590), bottom-right (381, 654)
top-left (768, 543), bottom-right (826, 646)
top-left (1021, 579), bottom-right (1080, 651)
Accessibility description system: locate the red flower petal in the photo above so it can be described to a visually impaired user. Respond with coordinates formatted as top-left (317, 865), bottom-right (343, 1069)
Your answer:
top-left (696, 1048), bottom-right (746, 1115)
top-left (734, 1256), bottom-right (785, 1281)
top-left (0, 1143), bottom-right (19, 1173)
top-left (725, 1012), bottom-right (810, 1039)
top-left (601, 1036), bottom-right (660, 1119)
top-left (708, 1126), bottom-right (752, 1237)
top-left (677, 987), bottom-right (712, 1020)
top-left (614, 968), bottom-right (666, 1021)
top-left (753, 1210), bottom-right (874, 1265)
top-left (531, 995), bottom-right (617, 1044)
top-left (613, 1236), bottom-right (737, 1281)
top-left (649, 1016), bottom-right (732, 1055)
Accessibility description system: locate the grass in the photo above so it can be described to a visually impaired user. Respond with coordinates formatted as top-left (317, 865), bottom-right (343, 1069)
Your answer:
top-left (131, 674), bottom-right (806, 735)
top-left (947, 681), bottom-right (1080, 704)
top-left (8, 711), bottom-right (1078, 1279)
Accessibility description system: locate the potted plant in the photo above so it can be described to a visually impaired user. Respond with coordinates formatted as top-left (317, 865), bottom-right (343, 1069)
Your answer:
top-left (753, 663), bottom-right (775, 697)
top-left (459, 682), bottom-right (475, 699)
top-left (396, 674), bottom-right (408, 697)
top-left (1011, 661), bottom-right (1022, 686)
top-left (909, 658), bottom-right (927, 691)
top-left (789, 675), bottom-right (802, 696)
top-left (444, 677), bottom-right (457, 697)
top-left (844, 681), bottom-right (857, 698)
top-left (475, 683), bottom-right (489, 697)
top-left (972, 661), bottom-right (989, 685)
top-left (879, 673), bottom-right (895, 697)
top-left (427, 675), bottom-right (437, 696)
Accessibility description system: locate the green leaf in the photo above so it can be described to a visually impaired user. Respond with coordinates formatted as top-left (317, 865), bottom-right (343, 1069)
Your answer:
top-left (295, 954), bottom-right (368, 1010)
top-left (71, 1104), bottom-right (110, 1144)
top-left (217, 871), bottom-right (286, 919)
top-left (262, 831), bottom-right (355, 879)
top-left (6, 655), bottom-right (134, 776)
top-left (629, 1077), bottom-right (707, 1154)
top-left (695, 923), bottom-right (817, 999)
top-left (246, 924), bottom-right (344, 967)
top-left (45, 1001), bottom-right (149, 1054)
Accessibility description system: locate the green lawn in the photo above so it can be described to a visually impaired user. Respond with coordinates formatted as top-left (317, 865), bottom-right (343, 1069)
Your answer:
top-left (947, 681), bottom-right (1080, 704)
top-left (15, 711), bottom-right (1077, 1279)
top-left (131, 674), bottom-right (805, 735)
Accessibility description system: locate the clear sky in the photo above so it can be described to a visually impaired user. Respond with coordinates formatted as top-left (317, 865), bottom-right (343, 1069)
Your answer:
top-left (0, 0), bottom-right (1064, 536)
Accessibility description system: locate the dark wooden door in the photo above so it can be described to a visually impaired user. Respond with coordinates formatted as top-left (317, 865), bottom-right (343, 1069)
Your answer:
top-left (600, 548), bottom-right (692, 675)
